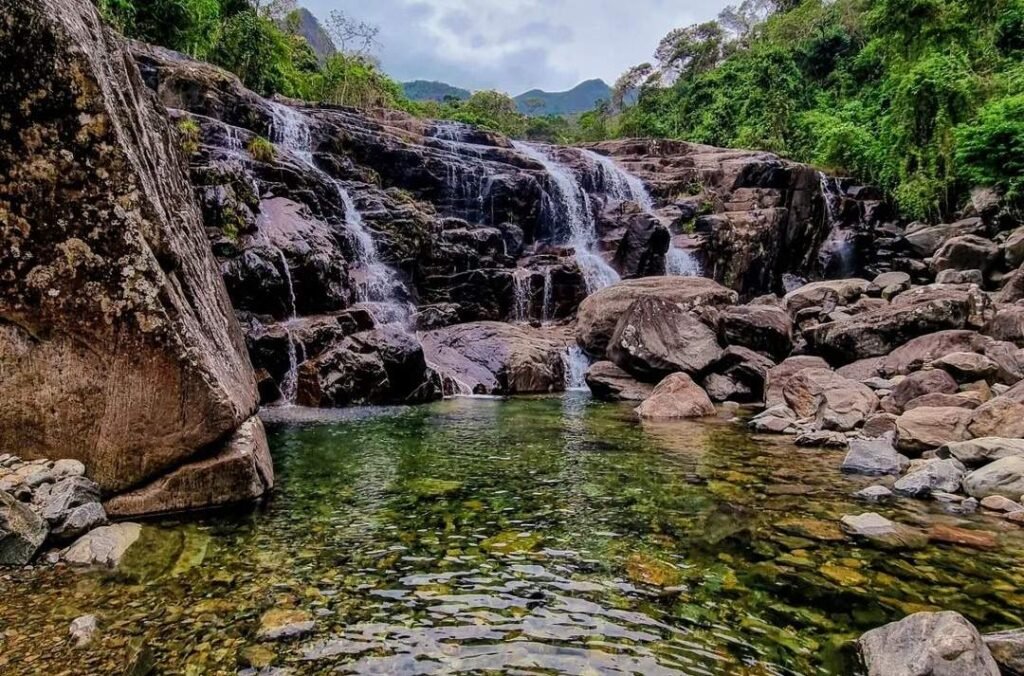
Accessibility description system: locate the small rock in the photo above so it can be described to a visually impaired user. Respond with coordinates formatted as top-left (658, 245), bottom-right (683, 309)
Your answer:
top-left (69, 615), bottom-right (98, 647)
top-left (0, 491), bottom-right (48, 566)
top-left (854, 485), bottom-right (895, 502)
top-left (842, 437), bottom-right (910, 476)
top-left (840, 512), bottom-right (928, 549)
top-left (62, 523), bottom-right (142, 567)
top-left (980, 495), bottom-right (1024, 513)
top-left (983, 628), bottom-right (1024, 676)
top-left (257, 609), bottom-right (315, 642)
top-left (893, 458), bottom-right (967, 498)
top-left (927, 524), bottom-right (998, 550)
top-left (937, 437), bottom-right (1024, 467)
top-left (52, 459), bottom-right (86, 478)
top-left (795, 431), bottom-right (848, 448)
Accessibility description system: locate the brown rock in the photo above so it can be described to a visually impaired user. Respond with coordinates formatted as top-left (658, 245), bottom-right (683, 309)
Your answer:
top-left (765, 356), bottom-right (830, 409)
top-left (968, 397), bottom-right (1024, 439)
top-left (927, 524), bottom-right (998, 550)
top-left (718, 304), bottom-right (793, 361)
top-left (904, 393), bottom-right (980, 411)
top-left (635, 374), bottom-right (716, 420)
top-left (585, 361), bottom-right (655, 402)
top-left (782, 368), bottom-right (878, 431)
top-left (784, 279), bottom-right (871, 315)
top-left (879, 331), bottom-right (992, 376)
top-left (891, 370), bottom-right (959, 410)
top-left (608, 297), bottom-right (722, 379)
top-left (0, 0), bottom-right (267, 512)
top-left (896, 407), bottom-right (974, 453)
top-left (576, 277), bottom-right (737, 357)
top-left (930, 352), bottom-right (999, 383)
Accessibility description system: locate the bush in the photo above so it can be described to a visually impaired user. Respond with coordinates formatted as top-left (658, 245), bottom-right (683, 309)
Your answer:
top-left (246, 136), bottom-right (276, 163)
top-left (177, 117), bottom-right (201, 155)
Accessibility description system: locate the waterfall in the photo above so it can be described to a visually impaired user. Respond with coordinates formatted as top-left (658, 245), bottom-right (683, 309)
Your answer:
top-left (512, 269), bottom-right (531, 323)
top-left (581, 149), bottom-right (701, 278)
top-left (267, 102), bottom-right (411, 325)
top-left (512, 141), bottom-right (620, 293)
top-left (562, 345), bottom-right (590, 392)
top-left (817, 172), bottom-right (855, 276)
top-left (274, 247), bottom-right (300, 406)
top-left (542, 267), bottom-right (554, 322)
top-left (275, 248), bottom-right (297, 319)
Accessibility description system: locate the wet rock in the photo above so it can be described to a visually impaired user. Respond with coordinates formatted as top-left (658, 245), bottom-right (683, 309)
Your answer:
top-left (782, 368), bottom-right (878, 431)
top-left (931, 235), bottom-right (1000, 275)
top-left (926, 524), bottom-right (998, 550)
top-left (62, 523), bottom-right (143, 567)
top-left (421, 322), bottom-right (571, 395)
top-left (257, 609), bottom-right (315, 642)
top-left (718, 305), bottom-right (793, 361)
top-left (893, 458), bottom-right (967, 498)
top-left (963, 456), bottom-right (1024, 500)
top-left (0, 0), bottom-right (266, 510)
top-left (891, 370), bottom-right (959, 410)
top-left (585, 361), bottom-right (655, 402)
top-left (69, 615), bottom-right (99, 648)
top-left (576, 277), bottom-right (737, 357)
top-left (105, 417), bottom-right (274, 517)
top-left (609, 297), bottom-right (722, 379)
top-left (895, 407), bottom-right (973, 453)
top-left (980, 495), bottom-right (1024, 513)
top-left (795, 431), bottom-right (848, 448)
top-left (842, 437), bottom-right (910, 476)
top-left (635, 373), bottom-right (716, 420)
top-left (858, 611), bottom-right (999, 676)
top-left (0, 492), bottom-right (48, 566)
top-left (937, 437), bottom-right (1024, 467)
top-left (775, 517), bottom-right (846, 542)
top-left (984, 629), bottom-right (1024, 676)
top-left (613, 214), bottom-right (670, 278)
top-left (840, 513), bottom-right (927, 549)
top-left (854, 485), bottom-right (895, 502)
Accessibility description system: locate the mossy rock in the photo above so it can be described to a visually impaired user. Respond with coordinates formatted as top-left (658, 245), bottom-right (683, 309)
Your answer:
top-left (481, 530), bottom-right (542, 554)
top-left (625, 553), bottom-right (683, 587)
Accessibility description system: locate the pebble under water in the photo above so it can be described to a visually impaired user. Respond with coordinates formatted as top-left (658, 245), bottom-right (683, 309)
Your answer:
top-left (3, 395), bottom-right (1024, 675)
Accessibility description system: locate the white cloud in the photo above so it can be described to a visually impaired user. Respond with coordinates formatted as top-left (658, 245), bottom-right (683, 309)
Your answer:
top-left (303, 0), bottom-right (729, 94)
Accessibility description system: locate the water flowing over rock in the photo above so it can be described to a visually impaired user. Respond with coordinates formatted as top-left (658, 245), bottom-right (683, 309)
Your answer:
top-left (0, 0), bottom-right (271, 515)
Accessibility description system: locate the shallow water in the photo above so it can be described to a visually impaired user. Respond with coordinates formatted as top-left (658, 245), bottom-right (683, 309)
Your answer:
top-left (3, 395), bottom-right (1024, 675)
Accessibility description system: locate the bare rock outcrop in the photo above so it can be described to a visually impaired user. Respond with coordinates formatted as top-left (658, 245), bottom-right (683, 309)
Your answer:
top-left (0, 0), bottom-right (271, 514)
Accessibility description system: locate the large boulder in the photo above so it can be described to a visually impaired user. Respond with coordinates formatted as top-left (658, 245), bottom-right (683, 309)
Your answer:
top-left (896, 407), bottom-right (974, 453)
top-left (585, 362), bottom-right (655, 402)
top-left (879, 331), bottom-right (992, 376)
top-left (984, 629), bottom-right (1024, 676)
top-left (635, 373), bottom-right (716, 419)
top-left (612, 214), bottom-right (670, 278)
top-left (937, 438), bottom-right (1024, 467)
top-left (718, 305), bottom-right (793, 361)
top-left (893, 458), bottom-right (967, 497)
top-left (0, 491), bottom-right (48, 565)
top-left (931, 235), bottom-right (1001, 274)
top-left (764, 356), bottom-right (831, 409)
top-left (891, 370), bottom-right (959, 410)
top-left (784, 279), bottom-right (871, 315)
top-left (968, 395), bottom-right (1024, 439)
top-left (576, 277), bottom-right (737, 357)
top-left (421, 322), bottom-right (571, 395)
top-left (929, 352), bottom-right (999, 383)
top-left (842, 437), bottom-right (911, 476)
top-left (0, 0), bottom-right (270, 513)
top-left (608, 297), bottom-right (722, 379)
top-left (782, 368), bottom-right (878, 431)
top-left (903, 219), bottom-right (985, 257)
top-left (858, 611), bottom-right (999, 676)
top-left (810, 287), bottom-right (994, 364)
top-left (963, 456), bottom-right (1024, 500)
top-left (299, 328), bottom-right (440, 406)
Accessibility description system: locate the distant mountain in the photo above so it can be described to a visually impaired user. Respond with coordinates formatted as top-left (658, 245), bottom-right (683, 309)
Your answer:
top-left (402, 81), bottom-right (471, 103)
top-left (514, 79), bottom-right (612, 117)
top-left (291, 8), bottom-right (335, 63)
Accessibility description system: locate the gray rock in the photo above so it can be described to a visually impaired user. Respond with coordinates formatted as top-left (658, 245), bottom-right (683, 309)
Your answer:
top-left (854, 485), bottom-right (895, 502)
top-left (840, 512), bottom-right (927, 549)
top-left (52, 459), bottom-right (86, 478)
top-left (858, 611), bottom-right (999, 676)
top-left (963, 456), bottom-right (1024, 500)
top-left (795, 431), bottom-right (848, 448)
top-left (69, 614), bottom-right (99, 647)
top-left (984, 628), bottom-right (1024, 676)
top-left (36, 476), bottom-right (102, 524)
top-left (893, 458), bottom-right (967, 498)
top-left (51, 502), bottom-right (108, 541)
top-left (936, 269), bottom-right (984, 285)
top-left (842, 437), bottom-right (910, 476)
top-left (0, 491), bottom-right (48, 565)
top-left (62, 523), bottom-right (142, 567)
top-left (937, 437), bottom-right (1024, 467)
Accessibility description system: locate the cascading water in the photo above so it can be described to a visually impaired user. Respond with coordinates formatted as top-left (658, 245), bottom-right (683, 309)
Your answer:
top-left (562, 345), bottom-right (590, 391)
top-left (273, 247), bottom-right (300, 406)
top-left (580, 149), bottom-right (701, 277)
top-left (817, 172), bottom-right (856, 277)
top-left (542, 268), bottom-right (554, 322)
top-left (512, 269), bottom-right (531, 323)
top-left (512, 141), bottom-right (620, 293)
top-left (267, 102), bottom-right (411, 325)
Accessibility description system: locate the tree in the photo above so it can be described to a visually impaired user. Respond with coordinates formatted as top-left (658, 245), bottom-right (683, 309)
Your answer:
top-left (654, 22), bottom-right (728, 84)
top-left (325, 10), bottom-right (380, 58)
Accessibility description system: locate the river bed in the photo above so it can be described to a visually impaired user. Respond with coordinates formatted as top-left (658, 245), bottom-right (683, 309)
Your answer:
top-left (2, 395), bottom-right (1023, 675)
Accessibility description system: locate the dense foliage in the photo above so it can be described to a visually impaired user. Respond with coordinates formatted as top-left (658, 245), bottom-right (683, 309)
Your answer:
top-left (604, 0), bottom-right (1024, 218)
top-left (95, 0), bottom-right (412, 110)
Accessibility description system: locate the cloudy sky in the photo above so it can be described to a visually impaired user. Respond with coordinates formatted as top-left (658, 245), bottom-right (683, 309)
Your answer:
top-left (303, 0), bottom-right (729, 95)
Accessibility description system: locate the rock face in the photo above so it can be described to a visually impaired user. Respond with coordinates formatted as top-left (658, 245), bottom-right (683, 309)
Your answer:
top-left (608, 297), bottom-right (722, 379)
top-left (635, 374), bottom-right (716, 419)
top-left (0, 492), bottom-right (48, 565)
top-left (585, 362), bottom-right (655, 402)
top-left (421, 322), bottom-right (572, 395)
top-left (576, 277), bottom-right (737, 357)
top-left (858, 611), bottom-right (1000, 676)
top-left (0, 0), bottom-right (271, 514)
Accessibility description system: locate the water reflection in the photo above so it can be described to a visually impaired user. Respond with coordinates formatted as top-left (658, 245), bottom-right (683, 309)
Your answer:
top-left (2, 396), bottom-right (1023, 675)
